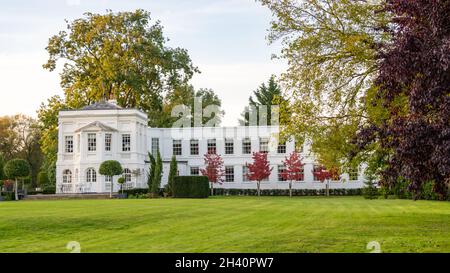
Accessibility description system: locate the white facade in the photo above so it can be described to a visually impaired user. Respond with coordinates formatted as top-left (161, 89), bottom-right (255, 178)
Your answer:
top-left (56, 101), bottom-right (365, 194)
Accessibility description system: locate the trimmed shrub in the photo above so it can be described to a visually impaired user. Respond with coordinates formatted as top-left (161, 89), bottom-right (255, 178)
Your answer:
top-left (0, 192), bottom-right (14, 201)
top-left (37, 171), bottom-right (49, 187)
top-left (121, 188), bottom-right (166, 198)
top-left (166, 155), bottom-right (177, 196)
top-left (128, 193), bottom-right (149, 199)
top-left (173, 176), bottom-right (209, 198)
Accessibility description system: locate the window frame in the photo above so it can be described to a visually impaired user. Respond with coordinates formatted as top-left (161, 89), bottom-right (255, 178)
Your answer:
top-left (349, 168), bottom-right (359, 181)
top-left (225, 166), bottom-right (234, 182)
top-left (122, 134), bottom-right (131, 152)
top-left (190, 139), bottom-right (199, 155)
top-left (124, 168), bottom-right (132, 183)
top-left (225, 138), bottom-right (234, 155)
top-left (151, 138), bottom-right (159, 156)
top-left (242, 138), bottom-right (251, 154)
top-left (173, 139), bottom-right (182, 156)
top-left (278, 165), bottom-right (287, 182)
top-left (277, 141), bottom-right (286, 154)
top-left (259, 137), bottom-right (269, 153)
top-left (207, 139), bottom-right (216, 154)
top-left (190, 166), bottom-right (200, 176)
top-left (65, 135), bottom-right (74, 153)
top-left (86, 168), bottom-right (97, 183)
top-left (87, 133), bottom-right (97, 152)
top-left (296, 165), bottom-right (305, 182)
top-left (104, 133), bottom-right (112, 152)
top-left (62, 169), bottom-right (72, 183)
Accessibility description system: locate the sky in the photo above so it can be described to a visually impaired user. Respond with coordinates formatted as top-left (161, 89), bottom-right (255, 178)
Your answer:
top-left (0, 0), bottom-right (286, 126)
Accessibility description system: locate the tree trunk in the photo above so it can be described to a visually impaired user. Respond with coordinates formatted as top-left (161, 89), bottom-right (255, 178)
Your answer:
top-left (14, 179), bottom-right (18, 201)
top-left (210, 182), bottom-right (214, 196)
top-left (110, 176), bottom-right (113, 199)
top-left (257, 181), bottom-right (261, 196)
top-left (289, 181), bottom-right (292, 198)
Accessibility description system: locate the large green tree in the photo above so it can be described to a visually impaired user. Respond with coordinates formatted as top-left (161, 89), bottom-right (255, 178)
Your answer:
top-left (0, 116), bottom-right (21, 159)
top-left (39, 10), bottom-right (201, 185)
top-left (43, 9), bottom-right (198, 127)
top-left (239, 75), bottom-right (286, 126)
top-left (260, 0), bottom-right (390, 170)
top-left (37, 96), bottom-right (67, 188)
top-left (0, 115), bottom-right (43, 187)
top-left (0, 153), bottom-right (5, 181)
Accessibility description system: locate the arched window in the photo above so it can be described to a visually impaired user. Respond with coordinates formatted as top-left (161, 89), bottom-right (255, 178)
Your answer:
top-left (63, 170), bottom-right (72, 183)
top-left (86, 168), bottom-right (97, 183)
top-left (123, 168), bottom-right (132, 183)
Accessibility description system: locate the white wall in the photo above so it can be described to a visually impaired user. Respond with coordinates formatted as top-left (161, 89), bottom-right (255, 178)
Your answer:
top-left (56, 109), bottom-right (365, 193)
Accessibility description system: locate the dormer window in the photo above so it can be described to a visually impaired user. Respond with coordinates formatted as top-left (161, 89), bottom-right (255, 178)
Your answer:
top-left (122, 134), bottom-right (131, 152)
top-left (87, 133), bottom-right (96, 152)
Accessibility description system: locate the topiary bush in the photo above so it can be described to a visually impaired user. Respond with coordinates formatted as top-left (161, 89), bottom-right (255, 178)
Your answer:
top-left (173, 176), bottom-right (209, 198)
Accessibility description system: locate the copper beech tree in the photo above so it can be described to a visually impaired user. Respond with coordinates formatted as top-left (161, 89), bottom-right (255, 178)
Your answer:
top-left (312, 166), bottom-right (339, 197)
top-left (200, 153), bottom-right (225, 196)
top-left (353, 0), bottom-right (450, 199)
top-left (246, 152), bottom-right (273, 196)
top-left (281, 152), bottom-right (304, 197)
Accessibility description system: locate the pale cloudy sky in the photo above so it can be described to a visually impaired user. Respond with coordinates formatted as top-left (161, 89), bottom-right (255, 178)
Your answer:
top-left (0, 0), bottom-right (286, 126)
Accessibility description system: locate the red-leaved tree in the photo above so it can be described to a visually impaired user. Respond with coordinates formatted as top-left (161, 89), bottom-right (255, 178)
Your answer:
top-left (354, 0), bottom-right (450, 199)
top-left (281, 152), bottom-right (304, 197)
top-left (246, 152), bottom-right (272, 196)
top-left (200, 153), bottom-right (225, 196)
top-left (312, 166), bottom-right (339, 197)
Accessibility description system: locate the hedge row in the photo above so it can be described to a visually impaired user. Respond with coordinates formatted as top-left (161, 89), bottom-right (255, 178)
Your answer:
top-left (173, 176), bottom-right (209, 198)
top-left (213, 188), bottom-right (362, 196)
top-left (120, 186), bottom-right (362, 198)
top-left (0, 192), bottom-right (15, 201)
top-left (121, 188), bottom-right (164, 198)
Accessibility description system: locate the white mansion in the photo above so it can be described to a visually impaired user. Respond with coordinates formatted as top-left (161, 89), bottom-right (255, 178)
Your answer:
top-left (56, 100), bottom-right (365, 194)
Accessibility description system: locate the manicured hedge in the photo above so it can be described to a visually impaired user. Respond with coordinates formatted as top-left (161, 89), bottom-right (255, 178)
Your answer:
top-left (121, 188), bottom-right (149, 196)
top-left (173, 176), bottom-right (209, 198)
top-left (213, 188), bottom-right (362, 196)
top-left (121, 188), bottom-right (165, 198)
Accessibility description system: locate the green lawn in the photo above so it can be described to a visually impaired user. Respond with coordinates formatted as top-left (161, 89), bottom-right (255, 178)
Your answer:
top-left (0, 196), bottom-right (449, 253)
